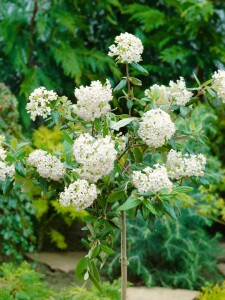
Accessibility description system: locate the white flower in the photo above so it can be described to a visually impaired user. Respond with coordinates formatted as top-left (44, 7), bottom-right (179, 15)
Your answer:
top-left (0, 148), bottom-right (6, 161)
top-left (166, 149), bottom-right (206, 179)
top-left (115, 133), bottom-right (128, 152)
top-left (168, 77), bottom-right (193, 106)
top-left (212, 70), bottom-right (225, 103)
top-left (133, 164), bottom-right (172, 194)
top-left (138, 108), bottom-right (175, 148)
top-left (73, 133), bottom-right (117, 182)
top-left (26, 86), bottom-right (58, 121)
top-left (27, 149), bottom-right (66, 181)
top-left (74, 80), bottom-right (112, 121)
top-left (0, 161), bottom-right (15, 181)
top-left (59, 179), bottom-right (98, 210)
top-left (145, 84), bottom-right (170, 106)
top-left (108, 32), bottom-right (143, 64)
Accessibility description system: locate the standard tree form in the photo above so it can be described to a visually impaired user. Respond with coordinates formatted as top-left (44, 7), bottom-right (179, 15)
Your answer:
top-left (1, 32), bottom-right (224, 300)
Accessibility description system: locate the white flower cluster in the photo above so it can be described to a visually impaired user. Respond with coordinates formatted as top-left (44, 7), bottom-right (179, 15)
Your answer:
top-left (108, 32), bottom-right (143, 64)
top-left (74, 80), bottom-right (112, 121)
top-left (73, 133), bottom-right (117, 182)
top-left (133, 164), bottom-right (172, 194)
top-left (212, 70), bottom-right (225, 103)
top-left (145, 84), bottom-right (170, 106)
top-left (59, 179), bottom-right (98, 211)
top-left (0, 135), bottom-right (15, 181)
top-left (166, 149), bottom-right (206, 179)
top-left (26, 86), bottom-right (58, 121)
top-left (138, 108), bottom-right (175, 148)
top-left (115, 133), bottom-right (128, 152)
top-left (27, 149), bottom-right (66, 181)
top-left (145, 78), bottom-right (192, 106)
top-left (168, 77), bottom-right (193, 106)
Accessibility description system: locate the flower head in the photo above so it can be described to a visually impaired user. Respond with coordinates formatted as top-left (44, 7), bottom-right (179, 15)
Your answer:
top-left (73, 133), bottom-right (117, 182)
top-left (166, 149), bottom-right (206, 180)
top-left (212, 70), bottom-right (225, 103)
top-left (0, 161), bottom-right (15, 181)
top-left (168, 77), bottom-right (193, 106)
top-left (138, 108), bottom-right (175, 148)
top-left (74, 80), bottom-right (112, 121)
top-left (27, 149), bottom-right (65, 181)
top-left (145, 84), bottom-right (170, 106)
top-left (108, 32), bottom-right (143, 64)
top-left (59, 179), bottom-right (98, 210)
top-left (26, 87), bottom-right (58, 121)
top-left (133, 164), bottom-right (172, 194)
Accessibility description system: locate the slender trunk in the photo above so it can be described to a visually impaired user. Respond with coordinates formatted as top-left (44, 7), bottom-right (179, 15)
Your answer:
top-left (121, 211), bottom-right (127, 300)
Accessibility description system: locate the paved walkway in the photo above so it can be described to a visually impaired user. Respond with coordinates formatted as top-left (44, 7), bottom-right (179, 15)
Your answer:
top-left (127, 287), bottom-right (198, 300)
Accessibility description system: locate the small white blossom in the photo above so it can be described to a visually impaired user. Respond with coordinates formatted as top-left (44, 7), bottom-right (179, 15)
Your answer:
top-left (133, 164), bottom-right (172, 194)
top-left (27, 149), bottom-right (66, 181)
top-left (0, 161), bottom-right (15, 181)
top-left (108, 32), bottom-right (143, 64)
top-left (59, 179), bottom-right (98, 210)
top-left (212, 70), bottom-right (225, 102)
top-left (145, 84), bottom-right (170, 106)
top-left (74, 80), bottom-right (112, 121)
top-left (26, 86), bottom-right (58, 121)
top-left (73, 133), bottom-right (117, 182)
top-left (168, 77), bottom-right (193, 106)
top-left (138, 108), bottom-right (175, 148)
top-left (115, 133), bottom-right (128, 152)
top-left (166, 149), bottom-right (206, 180)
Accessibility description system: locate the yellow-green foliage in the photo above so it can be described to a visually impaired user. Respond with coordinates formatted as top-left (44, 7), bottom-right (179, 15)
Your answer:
top-left (33, 125), bottom-right (63, 152)
top-left (197, 282), bottom-right (225, 300)
top-left (49, 229), bottom-right (67, 250)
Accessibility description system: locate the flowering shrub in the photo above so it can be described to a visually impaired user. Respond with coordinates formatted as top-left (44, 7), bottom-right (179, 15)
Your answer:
top-left (1, 32), bottom-right (224, 296)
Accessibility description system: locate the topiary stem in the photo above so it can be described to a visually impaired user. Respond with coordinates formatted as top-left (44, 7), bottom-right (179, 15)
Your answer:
top-left (121, 210), bottom-right (127, 300)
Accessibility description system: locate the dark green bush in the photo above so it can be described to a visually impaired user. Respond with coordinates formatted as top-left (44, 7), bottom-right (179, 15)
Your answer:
top-left (107, 208), bottom-right (221, 289)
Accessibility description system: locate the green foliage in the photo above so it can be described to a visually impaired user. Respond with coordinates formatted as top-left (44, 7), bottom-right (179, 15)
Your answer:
top-left (107, 208), bottom-right (221, 289)
top-left (60, 280), bottom-right (121, 300)
top-left (0, 185), bottom-right (36, 262)
top-left (0, 262), bottom-right (54, 300)
top-left (197, 282), bottom-right (225, 300)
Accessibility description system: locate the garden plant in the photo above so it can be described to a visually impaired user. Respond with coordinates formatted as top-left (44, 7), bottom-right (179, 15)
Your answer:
top-left (1, 32), bottom-right (225, 300)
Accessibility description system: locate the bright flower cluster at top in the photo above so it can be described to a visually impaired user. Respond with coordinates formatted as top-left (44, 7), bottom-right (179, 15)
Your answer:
top-left (0, 135), bottom-right (14, 181)
top-left (212, 70), bottom-right (225, 103)
top-left (166, 149), bottom-right (206, 180)
top-left (26, 87), bottom-right (58, 121)
top-left (138, 108), bottom-right (175, 148)
top-left (133, 164), bottom-right (172, 194)
top-left (27, 149), bottom-right (66, 181)
top-left (145, 77), bottom-right (193, 107)
top-left (108, 32), bottom-right (143, 64)
top-left (73, 133), bottom-right (117, 182)
top-left (59, 179), bottom-right (98, 211)
top-left (74, 80), bottom-right (113, 121)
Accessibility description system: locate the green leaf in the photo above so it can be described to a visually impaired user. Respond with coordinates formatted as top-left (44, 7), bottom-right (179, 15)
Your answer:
top-left (94, 118), bottom-right (101, 131)
top-left (180, 106), bottom-right (191, 117)
top-left (75, 257), bottom-right (89, 279)
top-left (113, 79), bottom-right (127, 93)
top-left (81, 238), bottom-right (91, 250)
top-left (142, 199), bottom-right (157, 215)
top-left (90, 245), bottom-right (100, 259)
top-left (111, 117), bottom-right (137, 131)
top-left (15, 161), bottom-right (26, 177)
top-left (133, 147), bottom-right (143, 163)
top-left (3, 176), bottom-right (14, 195)
top-left (199, 177), bottom-right (210, 188)
top-left (52, 110), bottom-right (61, 125)
top-left (127, 100), bottom-right (133, 110)
top-left (173, 186), bottom-right (193, 193)
top-left (62, 131), bottom-right (74, 145)
top-left (89, 272), bottom-right (102, 292)
top-left (131, 62), bottom-right (149, 76)
top-left (129, 77), bottom-right (142, 86)
top-left (107, 190), bottom-right (125, 203)
top-left (162, 200), bottom-right (177, 220)
top-left (118, 197), bottom-right (141, 211)
top-left (100, 244), bottom-right (115, 255)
